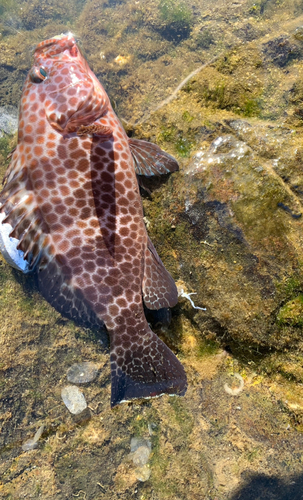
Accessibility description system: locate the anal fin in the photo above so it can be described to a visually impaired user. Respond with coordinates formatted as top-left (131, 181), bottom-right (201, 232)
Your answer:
top-left (142, 237), bottom-right (178, 309)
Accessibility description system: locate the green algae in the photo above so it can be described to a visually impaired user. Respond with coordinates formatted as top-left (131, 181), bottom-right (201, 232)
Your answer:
top-left (158, 0), bottom-right (193, 40)
top-left (0, 0), bottom-right (17, 17)
top-left (182, 110), bottom-right (194, 123)
top-left (175, 136), bottom-right (193, 157)
top-left (0, 135), bottom-right (13, 169)
top-left (241, 98), bottom-right (261, 117)
top-left (193, 28), bottom-right (214, 49)
top-left (277, 295), bottom-right (303, 326)
top-left (197, 338), bottom-right (221, 358)
top-left (168, 397), bottom-right (194, 437)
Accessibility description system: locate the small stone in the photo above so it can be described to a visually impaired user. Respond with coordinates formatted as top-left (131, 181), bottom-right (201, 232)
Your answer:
top-left (294, 26), bottom-right (303, 41)
top-left (61, 385), bottom-right (87, 415)
top-left (0, 106), bottom-right (18, 138)
top-left (132, 446), bottom-right (150, 466)
top-left (134, 464), bottom-right (151, 482)
top-left (66, 362), bottom-right (99, 384)
top-left (130, 437), bottom-right (151, 453)
top-left (22, 425), bottom-right (44, 452)
top-left (130, 437), bottom-right (152, 466)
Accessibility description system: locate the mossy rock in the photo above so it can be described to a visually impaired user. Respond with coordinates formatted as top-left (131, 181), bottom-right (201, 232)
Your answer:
top-left (189, 63), bottom-right (263, 117)
top-left (144, 117), bottom-right (303, 352)
top-left (277, 295), bottom-right (303, 327)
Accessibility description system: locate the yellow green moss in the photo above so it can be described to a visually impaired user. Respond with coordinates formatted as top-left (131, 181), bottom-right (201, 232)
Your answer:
top-left (277, 295), bottom-right (303, 327)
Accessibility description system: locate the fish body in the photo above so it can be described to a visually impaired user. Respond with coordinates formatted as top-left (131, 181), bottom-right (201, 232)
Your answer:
top-left (0, 34), bottom-right (187, 406)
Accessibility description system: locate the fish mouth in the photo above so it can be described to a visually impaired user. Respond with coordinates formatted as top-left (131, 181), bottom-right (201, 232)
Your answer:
top-left (35, 33), bottom-right (80, 59)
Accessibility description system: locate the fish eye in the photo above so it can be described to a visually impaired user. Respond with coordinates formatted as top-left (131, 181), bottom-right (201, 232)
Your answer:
top-left (30, 66), bottom-right (47, 83)
top-left (39, 67), bottom-right (47, 78)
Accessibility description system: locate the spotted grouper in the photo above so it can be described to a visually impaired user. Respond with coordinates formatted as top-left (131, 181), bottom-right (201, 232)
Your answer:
top-left (0, 33), bottom-right (187, 406)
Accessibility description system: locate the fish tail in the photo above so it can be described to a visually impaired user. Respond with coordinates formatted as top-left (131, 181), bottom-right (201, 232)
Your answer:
top-left (110, 324), bottom-right (187, 407)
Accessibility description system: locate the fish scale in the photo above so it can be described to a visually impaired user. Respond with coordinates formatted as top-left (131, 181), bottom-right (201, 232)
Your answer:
top-left (0, 33), bottom-right (187, 406)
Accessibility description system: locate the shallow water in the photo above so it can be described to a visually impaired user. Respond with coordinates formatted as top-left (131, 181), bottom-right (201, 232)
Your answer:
top-left (1, 1), bottom-right (303, 499)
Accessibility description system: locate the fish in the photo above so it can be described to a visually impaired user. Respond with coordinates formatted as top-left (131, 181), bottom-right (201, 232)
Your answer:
top-left (0, 33), bottom-right (187, 407)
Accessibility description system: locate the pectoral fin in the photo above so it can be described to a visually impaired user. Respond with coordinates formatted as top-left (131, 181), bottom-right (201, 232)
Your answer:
top-left (129, 138), bottom-right (179, 176)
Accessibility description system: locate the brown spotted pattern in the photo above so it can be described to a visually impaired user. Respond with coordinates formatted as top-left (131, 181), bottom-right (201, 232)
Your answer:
top-left (0, 34), bottom-right (187, 406)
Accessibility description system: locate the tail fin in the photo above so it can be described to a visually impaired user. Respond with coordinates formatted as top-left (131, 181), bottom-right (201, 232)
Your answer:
top-left (110, 325), bottom-right (187, 407)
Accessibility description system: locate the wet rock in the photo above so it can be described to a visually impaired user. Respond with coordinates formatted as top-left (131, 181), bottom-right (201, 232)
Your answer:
top-left (262, 36), bottom-right (302, 67)
top-left (0, 106), bottom-right (18, 138)
top-left (147, 120), bottom-right (303, 351)
top-left (234, 23), bottom-right (260, 42)
top-left (61, 385), bottom-right (87, 415)
top-left (134, 464), bottom-right (151, 482)
top-left (186, 135), bottom-right (252, 175)
top-left (128, 437), bottom-right (152, 482)
top-left (130, 437), bottom-right (152, 466)
top-left (66, 362), bottom-right (99, 384)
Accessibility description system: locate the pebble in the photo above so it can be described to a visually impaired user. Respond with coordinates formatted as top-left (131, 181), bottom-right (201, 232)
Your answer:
top-left (0, 106), bottom-right (18, 138)
top-left (61, 385), bottom-right (87, 414)
top-left (130, 437), bottom-right (151, 461)
top-left (294, 26), bottom-right (303, 41)
top-left (22, 425), bottom-right (44, 451)
top-left (134, 464), bottom-right (151, 482)
top-left (67, 362), bottom-right (99, 384)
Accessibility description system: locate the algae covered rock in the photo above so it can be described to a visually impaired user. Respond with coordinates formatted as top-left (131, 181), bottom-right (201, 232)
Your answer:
top-left (145, 118), bottom-right (303, 352)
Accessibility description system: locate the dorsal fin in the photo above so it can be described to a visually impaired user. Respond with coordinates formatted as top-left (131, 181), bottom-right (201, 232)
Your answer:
top-left (129, 138), bottom-right (179, 176)
top-left (142, 237), bottom-right (178, 309)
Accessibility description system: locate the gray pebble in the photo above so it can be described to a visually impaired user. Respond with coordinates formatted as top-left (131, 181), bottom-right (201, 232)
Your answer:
top-left (66, 362), bottom-right (99, 384)
top-left (0, 106), bottom-right (18, 137)
top-left (61, 385), bottom-right (87, 415)
top-left (134, 464), bottom-right (151, 482)
top-left (130, 437), bottom-right (152, 466)
top-left (22, 425), bottom-right (44, 452)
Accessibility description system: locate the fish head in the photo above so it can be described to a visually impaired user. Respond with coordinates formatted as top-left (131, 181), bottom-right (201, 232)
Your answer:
top-left (25, 33), bottom-right (108, 135)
